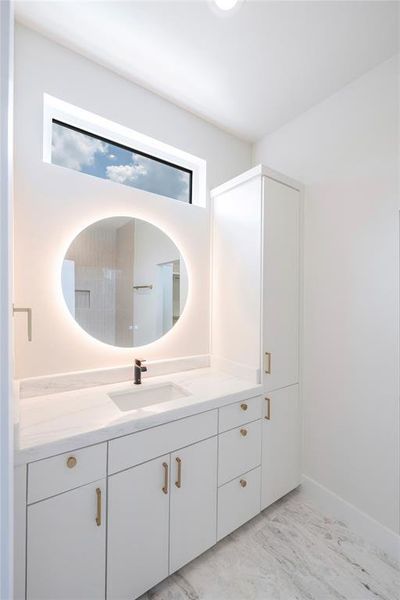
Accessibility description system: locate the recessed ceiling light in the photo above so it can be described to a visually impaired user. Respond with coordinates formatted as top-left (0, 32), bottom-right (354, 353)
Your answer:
top-left (214, 0), bottom-right (240, 11)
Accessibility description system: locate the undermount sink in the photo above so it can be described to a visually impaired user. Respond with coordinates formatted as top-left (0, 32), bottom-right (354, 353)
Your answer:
top-left (109, 382), bottom-right (191, 412)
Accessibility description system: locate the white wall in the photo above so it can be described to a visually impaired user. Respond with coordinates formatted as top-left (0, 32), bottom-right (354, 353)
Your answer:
top-left (254, 56), bottom-right (399, 536)
top-left (14, 25), bottom-right (251, 378)
top-left (0, 2), bottom-right (14, 597)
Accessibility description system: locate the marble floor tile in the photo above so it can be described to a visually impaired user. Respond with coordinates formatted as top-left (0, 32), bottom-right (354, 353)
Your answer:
top-left (140, 489), bottom-right (400, 600)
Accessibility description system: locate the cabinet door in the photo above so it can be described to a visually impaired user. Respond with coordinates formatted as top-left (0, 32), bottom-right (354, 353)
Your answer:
top-left (261, 385), bottom-right (301, 510)
top-left (263, 176), bottom-right (300, 391)
top-left (107, 455), bottom-right (170, 600)
top-left (27, 480), bottom-right (106, 600)
top-left (211, 176), bottom-right (262, 370)
top-left (170, 437), bottom-right (217, 573)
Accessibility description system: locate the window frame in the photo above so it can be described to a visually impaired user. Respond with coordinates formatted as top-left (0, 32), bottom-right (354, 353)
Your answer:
top-left (43, 94), bottom-right (207, 207)
top-left (51, 118), bottom-right (193, 204)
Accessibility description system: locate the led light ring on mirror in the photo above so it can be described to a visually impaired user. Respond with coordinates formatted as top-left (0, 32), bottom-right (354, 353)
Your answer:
top-left (60, 216), bottom-right (190, 348)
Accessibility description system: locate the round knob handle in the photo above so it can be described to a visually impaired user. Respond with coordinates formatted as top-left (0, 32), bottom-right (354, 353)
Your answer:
top-left (240, 403), bottom-right (248, 411)
top-left (66, 456), bottom-right (77, 469)
top-left (240, 428), bottom-right (248, 437)
top-left (240, 479), bottom-right (247, 488)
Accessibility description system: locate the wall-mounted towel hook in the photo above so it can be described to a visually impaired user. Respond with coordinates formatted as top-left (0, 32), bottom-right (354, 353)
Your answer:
top-left (13, 305), bottom-right (33, 341)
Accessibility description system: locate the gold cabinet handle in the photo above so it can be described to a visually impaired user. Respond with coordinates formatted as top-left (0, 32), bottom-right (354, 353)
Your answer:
top-left (240, 403), bottom-right (248, 411)
top-left (240, 428), bottom-right (248, 437)
top-left (265, 397), bottom-right (271, 420)
top-left (95, 488), bottom-right (102, 527)
top-left (66, 456), bottom-right (77, 469)
top-left (175, 457), bottom-right (182, 488)
top-left (13, 305), bottom-right (33, 341)
top-left (264, 352), bottom-right (271, 374)
top-left (240, 479), bottom-right (247, 488)
top-left (162, 462), bottom-right (169, 495)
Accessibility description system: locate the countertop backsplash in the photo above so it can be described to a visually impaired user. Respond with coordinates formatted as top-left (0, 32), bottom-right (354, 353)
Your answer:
top-left (17, 355), bottom-right (211, 400)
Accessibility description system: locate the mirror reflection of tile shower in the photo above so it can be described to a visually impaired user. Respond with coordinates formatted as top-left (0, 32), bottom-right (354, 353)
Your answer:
top-left (61, 217), bottom-right (188, 347)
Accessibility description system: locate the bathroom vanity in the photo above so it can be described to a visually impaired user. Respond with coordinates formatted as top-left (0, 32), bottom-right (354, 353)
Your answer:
top-left (15, 369), bottom-right (266, 600)
top-left (14, 164), bottom-right (302, 600)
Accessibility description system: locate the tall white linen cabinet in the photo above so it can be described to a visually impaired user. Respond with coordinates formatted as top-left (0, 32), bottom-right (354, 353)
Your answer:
top-left (211, 165), bottom-right (302, 510)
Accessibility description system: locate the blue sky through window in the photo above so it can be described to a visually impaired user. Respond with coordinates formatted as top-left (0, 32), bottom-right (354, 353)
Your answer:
top-left (51, 121), bottom-right (191, 202)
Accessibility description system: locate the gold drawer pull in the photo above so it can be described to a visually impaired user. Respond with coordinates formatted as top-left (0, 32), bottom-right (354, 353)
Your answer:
top-left (240, 403), bottom-right (248, 411)
top-left (264, 352), bottom-right (271, 374)
top-left (66, 456), bottom-right (77, 469)
top-left (162, 462), bottom-right (169, 495)
top-left (240, 479), bottom-right (247, 488)
top-left (95, 488), bottom-right (102, 527)
top-left (265, 397), bottom-right (271, 420)
top-left (240, 428), bottom-right (248, 437)
top-left (175, 457), bottom-right (182, 488)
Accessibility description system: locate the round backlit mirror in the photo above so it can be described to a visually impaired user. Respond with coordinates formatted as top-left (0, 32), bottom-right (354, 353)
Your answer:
top-left (61, 217), bottom-right (188, 347)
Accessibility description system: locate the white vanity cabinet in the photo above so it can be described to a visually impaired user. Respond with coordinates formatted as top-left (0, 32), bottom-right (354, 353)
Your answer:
top-left (107, 410), bottom-right (218, 599)
top-left (169, 436), bottom-right (218, 572)
top-left (262, 176), bottom-right (300, 392)
top-left (107, 436), bottom-right (218, 600)
top-left (261, 385), bottom-right (300, 508)
top-left (212, 165), bottom-right (302, 514)
top-left (216, 397), bottom-right (263, 540)
top-left (107, 455), bottom-right (170, 600)
top-left (18, 395), bottom-right (264, 600)
top-left (261, 175), bottom-right (301, 509)
top-left (26, 480), bottom-right (106, 600)
top-left (217, 466), bottom-right (261, 541)
top-left (218, 419), bottom-right (261, 486)
top-left (25, 444), bottom-right (108, 600)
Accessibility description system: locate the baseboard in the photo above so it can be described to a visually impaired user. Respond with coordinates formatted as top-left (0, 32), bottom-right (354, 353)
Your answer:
top-left (299, 475), bottom-right (400, 562)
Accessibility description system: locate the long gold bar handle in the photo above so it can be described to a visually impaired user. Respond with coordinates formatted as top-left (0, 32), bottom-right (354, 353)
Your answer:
top-left (175, 457), bottom-right (182, 488)
top-left (265, 397), bottom-right (271, 420)
top-left (264, 352), bottom-right (271, 374)
top-left (95, 488), bottom-right (102, 526)
top-left (162, 462), bottom-right (169, 494)
top-left (13, 306), bottom-right (32, 341)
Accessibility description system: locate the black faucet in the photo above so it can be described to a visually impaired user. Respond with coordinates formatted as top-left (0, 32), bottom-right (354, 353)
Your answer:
top-left (134, 358), bottom-right (147, 384)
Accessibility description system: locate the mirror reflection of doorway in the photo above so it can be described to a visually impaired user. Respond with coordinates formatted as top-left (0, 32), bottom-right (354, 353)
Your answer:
top-left (158, 260), bottom-right (180, 335)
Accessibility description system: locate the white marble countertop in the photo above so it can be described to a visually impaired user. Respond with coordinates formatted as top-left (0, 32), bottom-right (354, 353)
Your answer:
top-left (16, 368), bottom-right (262, 465)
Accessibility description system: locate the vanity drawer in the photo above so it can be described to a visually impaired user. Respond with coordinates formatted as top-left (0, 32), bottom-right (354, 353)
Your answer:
top-left (217, 466), bottom-right (261, 541)
top-left (218, 396), bottom-right (262, 433)
top-left (218, 419), bottom-right (261, 486)
top-left (28, 443), bottom-right (107, 504)
top-left (108, 410), bottom-right (218, 474)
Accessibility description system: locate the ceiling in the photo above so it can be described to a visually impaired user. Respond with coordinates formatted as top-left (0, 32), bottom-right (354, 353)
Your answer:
top-left (15, 0), bottom-right (399, 142)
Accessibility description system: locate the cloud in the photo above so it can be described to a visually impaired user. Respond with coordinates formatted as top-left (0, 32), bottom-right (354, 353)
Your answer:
top-left (106, 161), bottom-right (148, 184)
top-left (52, 123), bottom-right (108, 171)
top-left (106, 155), bottom-right (190, 202)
